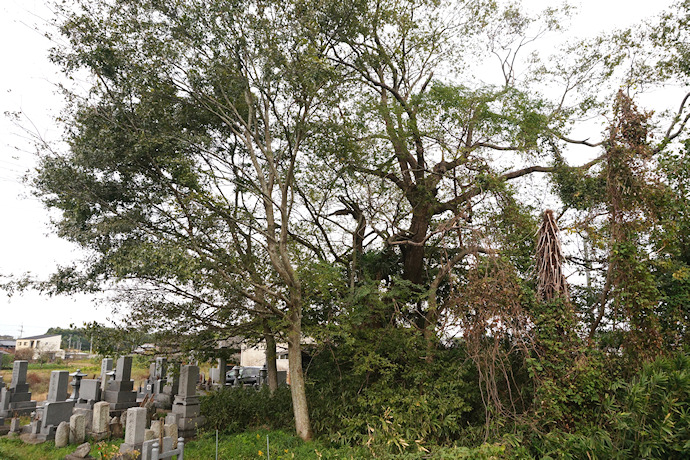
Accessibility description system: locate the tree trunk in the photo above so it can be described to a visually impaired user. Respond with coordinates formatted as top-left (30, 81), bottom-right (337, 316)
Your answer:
top-left (263, 322), bottom-right (279, 393)
top-left (287, 311), bottom-right (313, 441)
top-left (402, 205), bottom-right (431, 286)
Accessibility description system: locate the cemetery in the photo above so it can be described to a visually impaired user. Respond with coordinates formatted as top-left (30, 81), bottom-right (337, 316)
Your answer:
top-left (0, 357), bottom-right (210, 459)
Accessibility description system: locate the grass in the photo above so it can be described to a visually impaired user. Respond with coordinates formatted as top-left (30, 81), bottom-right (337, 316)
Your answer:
top-left (185, 429), bottom-right (369, 459)
top-left (0, 428), bottom-right (509, 459)
top-left (0, 430), bottom-right (364, 460)
top-left (0, 438), bottom-right (82, 460)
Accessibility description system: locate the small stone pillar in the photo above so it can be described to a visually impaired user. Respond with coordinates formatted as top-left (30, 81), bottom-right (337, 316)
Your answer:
top-left (119, 407), bottom-right (147, 454)
top-left (69, 413), bottom-right (86, 444)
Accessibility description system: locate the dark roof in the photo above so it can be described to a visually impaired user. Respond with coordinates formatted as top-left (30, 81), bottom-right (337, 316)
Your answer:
top-left (17, 334), bottom-right (61, 340)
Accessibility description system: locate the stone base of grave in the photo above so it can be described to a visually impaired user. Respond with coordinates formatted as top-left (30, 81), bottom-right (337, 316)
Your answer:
top-left (34, 426), bottom-right (57, 442)
top-left (119, 442), bottom-right (144, 457)
top-left (1, 400), bottom-right (37, 417)
top-left (19, 432), bottom-right (45, 445)
top-left (90, 430), bottom-right (109, 441)
top-left (105, 380), bottom-right (138, 411)
top-left (177, 415), bottom-right (206, 439)
top-left (154, 394), bottom-right (173, 410)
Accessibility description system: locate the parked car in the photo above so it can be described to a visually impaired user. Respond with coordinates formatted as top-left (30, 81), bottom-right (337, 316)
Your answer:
top-left (239, 366), bottom-right (262, 386)
top-left (225, 366), bottom-right (263, 386)
top-left (225, 366), bottom-right (240, 385)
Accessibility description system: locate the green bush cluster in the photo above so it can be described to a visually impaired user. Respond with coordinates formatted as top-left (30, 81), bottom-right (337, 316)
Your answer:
top-left (306, 341), bottom-right (480, 455)
top-left (1, 352), bottom-right (14, 369)
top-left (201, 385), bottom-right (294, 433)
top-left (520, 351), bottom-right (690, 459)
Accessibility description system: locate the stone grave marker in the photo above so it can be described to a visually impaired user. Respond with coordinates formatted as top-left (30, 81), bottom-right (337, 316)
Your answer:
top-left (36, 370), bottom-right (76, 441)
top-left (104, 356), bottom-right (137, 411)
top-left (99, 358), bottom-right (113, 395)
top-left (0, 361), bottom-right (37, 417)
top-left (91, 401), bottom-right (110, 440)
top-left (119, 407), bottom-right (147, 454)
top-left (69, 412), bottom-right (86, 444)
top-left (172, 364), bottom-right (205, 438)
top-left (55, 421), bottom-right (70, 447)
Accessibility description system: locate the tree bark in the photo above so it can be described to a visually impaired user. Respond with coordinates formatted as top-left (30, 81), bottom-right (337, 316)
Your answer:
top-left (287, 310), bottom-right (313, 441)
top-left (401, 207), bottom-right (431, 286)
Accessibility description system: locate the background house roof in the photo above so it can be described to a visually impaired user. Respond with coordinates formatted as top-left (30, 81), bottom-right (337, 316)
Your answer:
top-left (16, 334), bottom-right (61, 341)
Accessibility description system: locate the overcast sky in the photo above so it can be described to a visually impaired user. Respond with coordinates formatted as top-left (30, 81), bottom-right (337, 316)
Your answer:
top-left (0, 0), bottom-right (678, 338)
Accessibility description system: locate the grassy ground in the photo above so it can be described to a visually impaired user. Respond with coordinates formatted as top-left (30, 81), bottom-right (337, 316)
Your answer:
top-left (0, 430), bottom-right (365, 460)
top-left (185, 430), bottom-right (368, 459)
top-left (0, 428), bottom-right (508, 459)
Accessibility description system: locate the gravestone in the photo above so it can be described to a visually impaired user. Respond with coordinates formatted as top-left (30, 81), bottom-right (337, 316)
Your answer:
top-left (73, 407), bottom-right (93, 433)
top-left (0, 361), bottom-right (37, 417)
top-left (35, 370), bottom-right (76, 441)
top-left (217, 357), bottom-right (227, 385)
top-left (156, 361), bottom-right (178, 410)
top-left (91, 401), bottom-right (110, 440)
top-left (109, 416), bottom-right (123, 438)
top-left (75, 379), bottom-right (101, 409)
top-left (69, 413), bottom-right (86, 444)
top-left (104, 356), bottom-right (137, 411)
top-left (119, 407), bottom-right (147, 454)
top-left (99, 358), bottom-right (113, 396)
top-left (10, 417), bottom-right (21, 433)
top-left (55, 421), bottom-right (70, 447)
top-left (172, 365), bottom-right (205, 438)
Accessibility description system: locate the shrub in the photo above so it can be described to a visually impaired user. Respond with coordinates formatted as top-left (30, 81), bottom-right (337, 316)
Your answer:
top-left (14, 348), bottom-right (33, 361)
top-left (523, 351), bottom-right (690, 459)
top-left (305, 329), bottom-right (480, 455)
top-left (201, 385), bottom-right (294, 434)
top-left (1, 353), bottom-right (14, 369)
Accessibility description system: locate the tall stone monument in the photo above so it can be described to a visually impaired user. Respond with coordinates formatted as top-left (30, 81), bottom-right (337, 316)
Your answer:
top-left (0, 361), bottom-right (37, 417)
top-left (35, 370), bottom-right (76, 441)
top-left (172, 365), bottom-right (205, 438)
top-left (104, 356), bottom-right (137, 411)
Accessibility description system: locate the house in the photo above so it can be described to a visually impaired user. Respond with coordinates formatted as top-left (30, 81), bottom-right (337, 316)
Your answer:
top-left (0, 339), bottom-right (15, 353)
top-left (15, 334), bottom-right (65, 360)
top-left (240, 341), bottom-right (290, 373)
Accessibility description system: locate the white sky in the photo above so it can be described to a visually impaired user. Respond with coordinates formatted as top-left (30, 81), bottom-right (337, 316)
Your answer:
top-left (0, 0), bottom-right (679, 338)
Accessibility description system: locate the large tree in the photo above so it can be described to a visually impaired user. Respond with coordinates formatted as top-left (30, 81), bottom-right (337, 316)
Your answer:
top-left (37, 0), bottom-right (343, 440)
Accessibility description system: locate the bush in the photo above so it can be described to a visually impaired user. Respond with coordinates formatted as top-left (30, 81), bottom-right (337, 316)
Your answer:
top-left (305, 329), bottom-right (480, 455)
top-left (201, 385), bottom-right (294, 434)
top-left (523, 351), bottom-right (690, 459)
top-left (14, 348), bottom-right (33, 361)
top-left (1, 353), bottom-right (14, 369)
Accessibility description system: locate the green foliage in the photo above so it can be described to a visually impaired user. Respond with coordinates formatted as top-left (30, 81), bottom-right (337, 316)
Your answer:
top-left (1, 353), bottom-right (14, 369)
top-left (518, 351), bottom-right (690, 459)
top-left (46, 326), bottom-right (91, 351)
top-left (201, 386), bottom-right (294, 433)
top-left (306, 331), bottom-right (480, 455)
